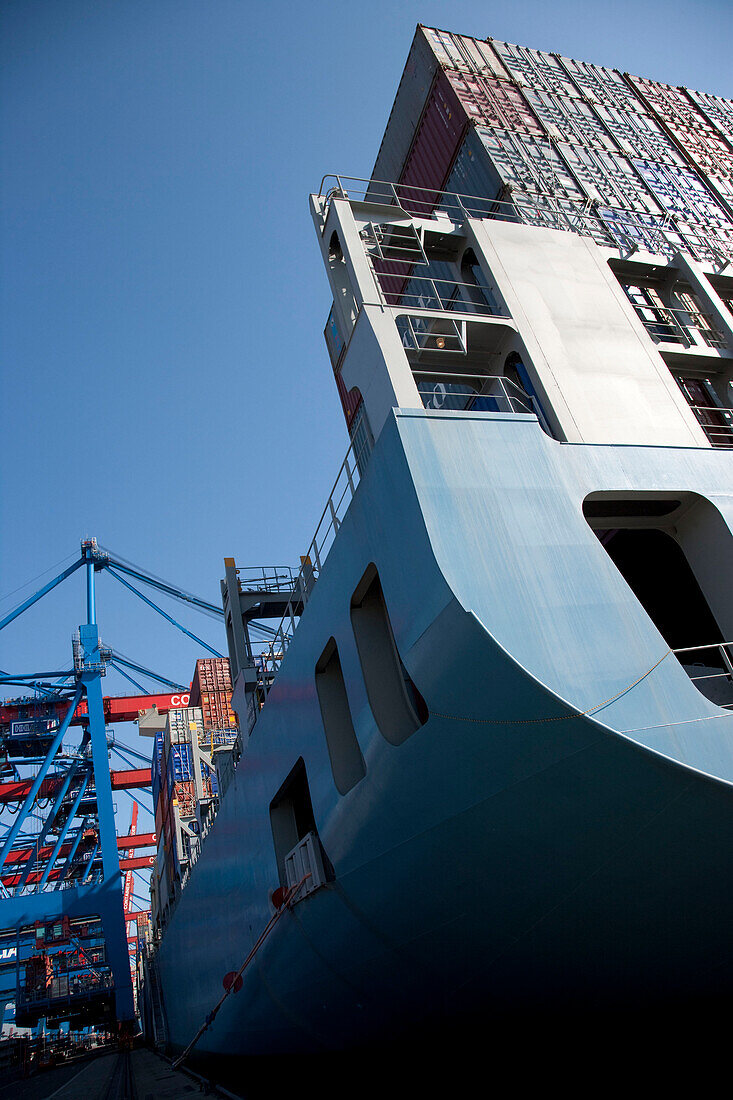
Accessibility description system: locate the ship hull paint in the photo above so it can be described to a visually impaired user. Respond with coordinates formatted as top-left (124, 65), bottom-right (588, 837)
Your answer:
top-left (156, 410), bottom-right (733, 1055)
top-left (169, 733), bottom-right (733, 1056)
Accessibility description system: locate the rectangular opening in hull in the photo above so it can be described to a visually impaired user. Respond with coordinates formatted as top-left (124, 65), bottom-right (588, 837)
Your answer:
top-left (584, 492), bottom-right (733, 707)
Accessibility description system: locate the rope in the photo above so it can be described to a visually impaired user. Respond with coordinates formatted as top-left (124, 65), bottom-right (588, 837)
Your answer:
top-left (429, 648), bottom-right (674, 727)
top-left (171, 874), bottom-right (310, 1069)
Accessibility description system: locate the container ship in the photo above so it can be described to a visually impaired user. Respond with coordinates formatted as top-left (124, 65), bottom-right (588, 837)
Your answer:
top-left (141, 25), bottom-right (733, 1060)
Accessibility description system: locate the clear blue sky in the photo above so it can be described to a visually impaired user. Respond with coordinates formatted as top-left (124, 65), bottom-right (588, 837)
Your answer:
top-left (1, 0), bottom-right (732, 845)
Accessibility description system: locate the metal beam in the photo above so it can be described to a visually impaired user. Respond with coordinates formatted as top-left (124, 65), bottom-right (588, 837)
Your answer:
top-left (104, 557), bottom-right (224, 617)
top-left (0, 684), bottom-right (83, 875)
top-left (37, 775), bottom-right (89, 889)
top-left (0, 558), bottom-right (85, 633)
top-left (107, 568), bottom-right (224, 658)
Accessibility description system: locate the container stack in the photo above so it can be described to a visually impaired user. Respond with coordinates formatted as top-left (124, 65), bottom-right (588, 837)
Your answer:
top-left (189, 657), bottom-right (239, 797)
top-left (190, 658), bottom-right (237, 735)
top-left (150, 658), bottom-right (241, 922)
top-left (370, 26), bottom-right (733, 267)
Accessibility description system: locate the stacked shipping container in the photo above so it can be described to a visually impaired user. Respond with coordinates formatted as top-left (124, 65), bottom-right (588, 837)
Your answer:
top-left (370, 26), bottom-right (733, 271)
top-left (190, 657), bottom-right (237, 739)
top-left (150, 658), bottom-right (240, 921)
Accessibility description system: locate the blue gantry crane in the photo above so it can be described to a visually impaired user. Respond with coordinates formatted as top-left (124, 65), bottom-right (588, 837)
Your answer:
top-left (0, 537), bottom-right (229, 1035)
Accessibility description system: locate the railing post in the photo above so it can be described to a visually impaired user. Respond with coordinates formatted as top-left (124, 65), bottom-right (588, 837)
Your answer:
top-left (344, 451), bottom-right (355, 495)
top-left (329, 498), bottom-right (340, 533)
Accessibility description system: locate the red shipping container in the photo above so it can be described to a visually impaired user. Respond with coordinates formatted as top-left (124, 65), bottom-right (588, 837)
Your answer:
top-left (400, 71), bottom-right (467, 214)
top-left (200, 690), bottom-right (237, 730)
top-left (172, 780), bottom-right (196, 817)
top-left (190, 658), bottom-right (232, 708)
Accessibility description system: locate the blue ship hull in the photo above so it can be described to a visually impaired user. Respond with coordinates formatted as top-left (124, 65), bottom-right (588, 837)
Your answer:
top-left (156, 410), bottom-right (733, 1055)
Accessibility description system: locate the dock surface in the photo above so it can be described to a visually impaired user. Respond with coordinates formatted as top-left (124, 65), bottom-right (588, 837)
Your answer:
top-left (2, 1047), bottom-right (234, 1100)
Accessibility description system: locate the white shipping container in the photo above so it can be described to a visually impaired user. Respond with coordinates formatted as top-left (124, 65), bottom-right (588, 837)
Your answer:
top-left (633, 159), bottom-right (733, 229)
top-left (526, 89), bottom-right (617, 149)
top-left (164, 706), bottom-right (204, 754)
top-left (688, 89), bottom-right (733, 146)
top-left (560, 145), bottom-right (662, 213)
top-left (560, 56), bottom-right (645, 114)
top-left (424, 27), bottom-right (509, 79)
top-left (594, 104), bottom-right (686, 165)
top-left (492, 41), bottom-right (579, 98)
top-left (476, 127), bottom-right (585, 200)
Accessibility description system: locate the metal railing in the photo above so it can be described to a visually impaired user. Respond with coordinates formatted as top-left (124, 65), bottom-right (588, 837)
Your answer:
top-left (257, 429), bottom-right (373, 684)
top-left (234, 566), bottom-right (298, 592)
top-left (387, 276), bottom-right (507, 317)
top-left (675, 641), bottom-right (733, 703)
top-left (19, 969), bottom-right (114, 1005)
top-left (318, 175), bottom-right (733, 267)
top-left (685, 405), bottom-right (733, 447)
top-left (634, 304), bottom-right (727, 349)
top-left (415, 373), bottom-right (536, 415)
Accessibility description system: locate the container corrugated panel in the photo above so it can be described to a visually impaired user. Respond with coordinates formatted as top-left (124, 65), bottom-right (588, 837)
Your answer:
top-left (371, 26), bottom-right (441, 188)
top-left (399, 71), bottom-right (466, 214)
top-left (492, 41), bottom-right (579, 97)
top-left (559, 145), bottom-right (662, 213)
top-left (167, 743), bottom-right (194, 785)
top-left (171, 780), bottom-right (196, 818)
top-left (166, 706), bottom-right (204, 746)
top-left (559, 56), bottom-right (644, 114)
top-left (687, 89), bottom-right (733, 145)
top-left (708, 173), bottom-right (733, 205)
top-left (628, 75), bottom-right (733, 184)
top-left (443, 71), bottom-right (543, 136)
top-left (593, 104), bottom-right (686, 164)
top-left (632, 159), bottom-right (732, 229)
top-left (200, 759), bottom-right (218, 796)
top-left (200, 690), bottom-right (237, 730)
top-left (449, 126), bottom-right (610, 244)
top-left (597, 206), bottom-right (684, 256)
top-left (630, 74), bottom-right (712, 131)
top-left (475, 127), bottom-right (585, 200)
top-left (673, 220), bottom-right (733, 264)
top-left (440, 128), bottom-right (504, 213)
top-left (525, 90), bottom-right (616, 149)
top-left (190, 658), bottom-right (231, 708)
top-left (192, 657), bottom-right (231, 691)
top-left (423, 27), bottom-right (509, 79)
top-left (671, 125), bottom-right (733, 184)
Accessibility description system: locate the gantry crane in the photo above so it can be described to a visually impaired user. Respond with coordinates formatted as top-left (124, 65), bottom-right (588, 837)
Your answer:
top-left (0, 537), bottom-right (229, 1033)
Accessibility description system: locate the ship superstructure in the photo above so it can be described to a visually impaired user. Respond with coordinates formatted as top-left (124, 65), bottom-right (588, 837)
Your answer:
top-left (145, 27), bottom-right (733, 1059)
